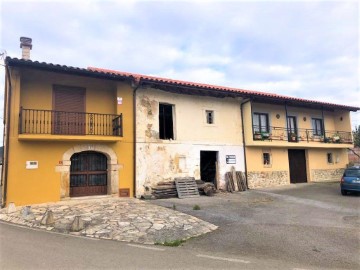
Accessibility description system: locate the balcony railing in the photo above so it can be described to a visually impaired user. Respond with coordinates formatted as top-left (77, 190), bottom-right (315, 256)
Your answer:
top-left (253, 125), bottom-right (352, 144)
top-left (19, 108), bottom-right (123, 136)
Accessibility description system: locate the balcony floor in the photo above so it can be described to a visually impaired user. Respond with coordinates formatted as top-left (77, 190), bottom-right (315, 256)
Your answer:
top-left (18, 134), bottom-right (123, 142)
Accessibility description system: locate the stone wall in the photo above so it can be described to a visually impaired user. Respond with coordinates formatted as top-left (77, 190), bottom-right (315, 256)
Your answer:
top-left (247, 170), bottom-right (289, 189)
top-left (311, 168), bottom-right (345, 182)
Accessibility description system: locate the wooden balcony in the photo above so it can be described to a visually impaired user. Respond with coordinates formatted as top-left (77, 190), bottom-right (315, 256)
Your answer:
top-left (252, 125), bottom-right (353, 144)
top-left (19, 108), bottom-right (123, 138)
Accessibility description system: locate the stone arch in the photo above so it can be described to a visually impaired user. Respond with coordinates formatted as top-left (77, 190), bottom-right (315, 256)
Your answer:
top-left (56, 144), bottom-right (120, 199)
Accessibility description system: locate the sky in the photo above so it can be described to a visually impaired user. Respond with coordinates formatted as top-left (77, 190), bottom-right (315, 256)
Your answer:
top-left (0, 0), bottom-right (359, 134)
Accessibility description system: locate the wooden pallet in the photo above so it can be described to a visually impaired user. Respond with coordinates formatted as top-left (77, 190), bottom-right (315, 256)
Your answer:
top-left (175, 177), bottom-right (200, 199)
top-left (225, 171), bottom-right (247, 192)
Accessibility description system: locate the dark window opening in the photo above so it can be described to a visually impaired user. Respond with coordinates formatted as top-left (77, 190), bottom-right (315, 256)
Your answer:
top-left (263, 153), bottom-right (271, 165)
top-left (200, 151), bottom-right (218, 188)
top-left (312, 118), bottom-right (323, 136)
top-left (206, 110), bottom-right (214, 124)
top-left (159, 103), bottom-right (174, 140)
top-left (327, 153), bottom-right (333, 164)
top-left (253, 113), bottom-right (269, 133)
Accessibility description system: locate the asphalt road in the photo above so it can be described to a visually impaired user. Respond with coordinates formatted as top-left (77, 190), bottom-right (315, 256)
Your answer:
top-left (0, 182), bottom-right (359, 270)
top-left (1, 221), bottom-right (324, 270)
top-left (152, 182), bottom-right (360, 270)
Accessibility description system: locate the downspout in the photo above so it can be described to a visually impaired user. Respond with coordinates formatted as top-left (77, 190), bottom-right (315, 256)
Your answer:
top-left (321, 106), bottom-right (325, 138)
top-left (132, 79), bottom-right (141, 198)
top-left (240, 98), bottom-right (251, 189)
top-left (2, 64), bottom-right (12, 208)
top-left (285, 102), bottom-right (289, 135)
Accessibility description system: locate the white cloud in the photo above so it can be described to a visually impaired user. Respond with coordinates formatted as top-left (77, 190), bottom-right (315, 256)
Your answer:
top-left (0, 0), bottom-right (359, 134)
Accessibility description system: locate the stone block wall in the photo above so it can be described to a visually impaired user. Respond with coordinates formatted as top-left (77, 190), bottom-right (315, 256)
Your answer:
top-left (247, 170), bottom-right (289, 189)
top-left (311, 168), bottom-right (345, 182)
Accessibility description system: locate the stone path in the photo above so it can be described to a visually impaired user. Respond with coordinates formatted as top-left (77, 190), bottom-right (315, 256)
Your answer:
top-left (0, 197), bottom-right (217, 245)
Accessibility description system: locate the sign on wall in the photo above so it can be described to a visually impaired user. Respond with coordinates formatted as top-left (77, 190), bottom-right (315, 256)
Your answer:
top-left (26, 161), bottom-right (38, 169)
top-left (226, 155), bottom-right (236, 164)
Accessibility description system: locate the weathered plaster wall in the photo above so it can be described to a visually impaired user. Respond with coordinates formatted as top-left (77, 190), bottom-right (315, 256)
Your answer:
top-left (135, 88), bottom-right (245, 197)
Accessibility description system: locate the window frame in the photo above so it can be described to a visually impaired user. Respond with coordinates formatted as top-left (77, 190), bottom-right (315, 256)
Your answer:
top-left (205, 110), bottom-right (215, 125)
top-left (159, 103), bottom-right (175, 140)
top-left (312, 118), bottom-right (324, 136)
top-left (327, 152), bottom-right (333, 164)
top-left (253, 112), bottom-right (270, 133)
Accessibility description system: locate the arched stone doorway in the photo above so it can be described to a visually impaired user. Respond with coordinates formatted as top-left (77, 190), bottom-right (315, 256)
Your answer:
top-left (56, 144), bottom-right (120, 199)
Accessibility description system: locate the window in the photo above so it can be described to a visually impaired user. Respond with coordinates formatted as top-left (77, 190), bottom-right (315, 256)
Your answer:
top-left (312, 118), bottom-right (323, 136)
top-left (159, 103), bottom-right (174, 140)
top-left (327, 153), bottom-right (333, 164)
top-left (263, 153), bottom-right (271, 167)
top-left (206, 110), bottom-right (214, 124)
top-left (287, 116), bottom-right (297, 134)
top-left (253, 113), bottom-right (269, 133)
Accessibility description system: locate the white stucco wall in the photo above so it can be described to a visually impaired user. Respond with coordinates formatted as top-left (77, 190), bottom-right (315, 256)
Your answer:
top-left (135, 88), bottom-right (245, 197)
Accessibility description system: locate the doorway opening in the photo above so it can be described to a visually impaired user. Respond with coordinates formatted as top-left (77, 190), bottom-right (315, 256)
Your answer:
top-left (288, 149), bottom-right (307, 183)
top-left (200, 151), bottom-right (218, 188)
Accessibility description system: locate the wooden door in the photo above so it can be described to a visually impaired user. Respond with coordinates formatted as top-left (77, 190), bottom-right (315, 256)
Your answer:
top-left (52, 85), bottom-right (85, 135)
top-left (70, 151), bottom-right (107, 197)
top-left (288, 149), bottom-right (307, 183)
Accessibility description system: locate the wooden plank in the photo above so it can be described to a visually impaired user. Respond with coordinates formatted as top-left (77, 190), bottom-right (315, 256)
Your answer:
top-left (175, 177), bottom-right (200, 199)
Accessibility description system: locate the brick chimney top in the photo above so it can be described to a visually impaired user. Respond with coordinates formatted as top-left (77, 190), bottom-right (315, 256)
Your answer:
top-left (20, 37), bottom-right (32, 60)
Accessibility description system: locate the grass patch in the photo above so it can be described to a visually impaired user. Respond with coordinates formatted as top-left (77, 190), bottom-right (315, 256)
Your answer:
top-left (172, 204), bottom-right (176, 210)
top-left (193, 204), bottom-right (201, 210)
top-left (155, 239), bottom-right (186, 247)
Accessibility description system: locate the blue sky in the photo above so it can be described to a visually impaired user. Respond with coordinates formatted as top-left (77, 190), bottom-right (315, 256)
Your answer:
top-left (1, 0), bottom-right (359, 131)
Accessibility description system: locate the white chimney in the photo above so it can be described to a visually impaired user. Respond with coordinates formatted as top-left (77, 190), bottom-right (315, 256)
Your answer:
top-left (20, 37), bottom-right (32, 60)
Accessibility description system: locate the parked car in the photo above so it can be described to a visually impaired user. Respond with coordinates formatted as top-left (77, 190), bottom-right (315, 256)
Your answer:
top-left (340, 166), bottom-right (360, 195)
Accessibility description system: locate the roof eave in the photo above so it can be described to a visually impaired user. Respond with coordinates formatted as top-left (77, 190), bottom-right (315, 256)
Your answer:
top-left (5, 57), bottom-right (133, 82)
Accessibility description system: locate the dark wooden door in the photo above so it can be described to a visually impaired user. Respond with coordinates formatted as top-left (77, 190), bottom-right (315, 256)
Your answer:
top-left (52, 85), bottom-right (86, 135)
top-left (70, 151), bottom-right (107, 197)
top-left (288, 149), bottom-right (307, 183)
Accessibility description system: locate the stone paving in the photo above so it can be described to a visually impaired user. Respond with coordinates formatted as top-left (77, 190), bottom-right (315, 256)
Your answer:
top-left (0, 197), bottom-right (217, 245)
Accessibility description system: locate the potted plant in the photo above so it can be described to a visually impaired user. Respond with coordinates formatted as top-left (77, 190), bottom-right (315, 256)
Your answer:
top-left (289, 132), bottom-right (297, 142)
top-left (254, 131), bottom-right (262, 140)
top-left (332, 133), bottom-right (340, 143)
top-left (261, 132), bottom-right (270, 139)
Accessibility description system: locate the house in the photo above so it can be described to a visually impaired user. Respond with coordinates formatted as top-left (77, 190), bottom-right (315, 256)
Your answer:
top-left (1, 38), bottom-right (135, 206)
top-left (88, 67), bottom-right (358, 196)
top-left (2, 37), bottom-right (358, 206)
top-left (242, 100), bottom-right (356, 188)
top-left (88, 68), bottom-right (246, 196)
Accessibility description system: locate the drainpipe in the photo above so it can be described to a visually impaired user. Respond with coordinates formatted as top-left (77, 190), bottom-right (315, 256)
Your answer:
top-left (2, 64), bottom-right (12, 208)
top-left (285, 102), bottom-right (289, 135)
top-left (240, 98), bottom-right (251, 189)
top-left (132, 79), bottom-right (141, 198)
top-left (321, 106), bottom-right (325, 138)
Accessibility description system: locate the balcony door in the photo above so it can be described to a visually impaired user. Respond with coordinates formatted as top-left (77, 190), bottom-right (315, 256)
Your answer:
top-left (52, 85), bottom-right (86, 135)
top-left (287, 116), bottom-right (297, 134)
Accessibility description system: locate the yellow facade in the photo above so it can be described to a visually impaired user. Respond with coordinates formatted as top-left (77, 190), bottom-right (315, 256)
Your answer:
top-left (243, 101), bottom-right (353, 188)
top-left (2, 67), bottom-right (134, 206)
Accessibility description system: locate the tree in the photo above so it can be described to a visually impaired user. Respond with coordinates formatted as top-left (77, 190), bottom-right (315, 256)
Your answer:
top-left (353, 125), bottom-right (360, 147)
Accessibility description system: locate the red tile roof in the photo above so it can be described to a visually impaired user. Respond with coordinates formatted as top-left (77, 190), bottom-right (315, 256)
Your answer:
top-left (88, 66), bottom-right (360, 111)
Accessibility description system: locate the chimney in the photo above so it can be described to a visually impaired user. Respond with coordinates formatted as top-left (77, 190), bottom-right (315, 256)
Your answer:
top-left (20, 37), bottom-right (32, 60)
